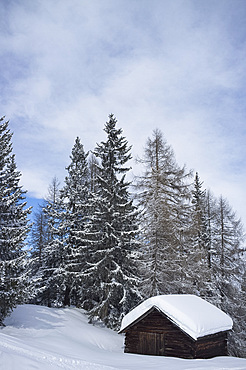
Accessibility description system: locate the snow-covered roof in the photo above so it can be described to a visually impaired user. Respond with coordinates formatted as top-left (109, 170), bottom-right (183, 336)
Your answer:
top-left (119, 295), bottom-right (233, 340)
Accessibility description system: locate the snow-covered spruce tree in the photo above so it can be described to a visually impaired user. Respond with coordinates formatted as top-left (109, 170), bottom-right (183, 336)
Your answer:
top-left (32, 177), bottom-right (65, 307)
top-left (0, 117), bottom-right (31, 324)
top-left (88, 153), bottom-right (99, 193)
top-left (29, 202), bottom-right (50, 303)
top-left (83, 114), bottom-right (141, 329)
top-left (190, 173), bottom-right (209, 254)
top-left (136, 129), bottom-right (192, 297)
top-left (187, 173), bottom-right (214, 297)
top-left (59, 137), bottom-right (90, 306)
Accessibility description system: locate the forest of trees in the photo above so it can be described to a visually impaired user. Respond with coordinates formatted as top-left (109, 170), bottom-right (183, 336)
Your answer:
top-left (0, 115), bottom-right (246, 357)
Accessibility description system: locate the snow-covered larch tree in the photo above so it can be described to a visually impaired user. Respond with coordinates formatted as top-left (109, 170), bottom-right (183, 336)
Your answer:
top-left (0, 117), bottom-right (31, 324)
top-left (84, 114), bottom-right (141, 329)
top-left (31, 204), bottom-right (49, 266)
top-left (213, 196), bottom-right (245, 307)
top-left (136, 129), bottom-right (192, 297)
top-left (211, 196), bottom-right (245, 356)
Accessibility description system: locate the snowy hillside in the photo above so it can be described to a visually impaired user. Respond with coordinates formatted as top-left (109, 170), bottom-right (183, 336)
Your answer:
top-left (1, 305), bottom-right (246, 370)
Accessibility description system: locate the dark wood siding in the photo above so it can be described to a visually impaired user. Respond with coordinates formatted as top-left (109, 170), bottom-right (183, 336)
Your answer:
top-left (123, 308), bottom-right (229, 359)
top-left (195, 332), bottom-right (228, 358)
top-left (139, 332), bottom-right (165, 355)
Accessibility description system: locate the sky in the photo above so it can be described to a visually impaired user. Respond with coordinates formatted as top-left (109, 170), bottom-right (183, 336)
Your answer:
top-left (1, 0), bottom-right (246, 225)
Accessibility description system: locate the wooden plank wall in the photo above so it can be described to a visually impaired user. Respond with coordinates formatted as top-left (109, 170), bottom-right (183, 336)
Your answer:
top-left (195, 332), bottom-right (228, 358)
top-left (123, 308), bottom-right (228, 359)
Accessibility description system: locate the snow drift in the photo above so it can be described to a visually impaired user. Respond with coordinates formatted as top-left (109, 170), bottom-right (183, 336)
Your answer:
top-left (0, 304), bottom-right (246, 370)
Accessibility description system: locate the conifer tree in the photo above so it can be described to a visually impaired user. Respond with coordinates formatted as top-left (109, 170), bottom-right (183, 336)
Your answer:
top-left (188, 173), bottom-right (213, 297)
top-left (136, 129), bottom-right (192, 296)
top-left (213, 196), bottom-right (245, 307)
top-left (191, 173), bottom-right (208, 250)
top-left (84, 114), bottom-right (141, 329)
top-left (29, 202), bottom-right (49, 303)
top-left (208, 195), bottom-right (245, 355)
top-left (204, 190), bottom-right (216, 271)
top-left (59, 137), bottom-right (90, 306)
top-left (31, 177), bottom-right (65, 307)
top-left (0, 117), bottom-right (31, 324)
top-left (88, 153), bottom-right (99, 193)
top-left (233, 268), bottom-right (246, 357)
top-left (31, 203), bottom-right (49, 268)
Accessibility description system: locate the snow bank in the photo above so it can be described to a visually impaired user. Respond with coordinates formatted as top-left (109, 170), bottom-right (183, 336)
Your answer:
top-left (119, 294), bottom-right (233, 340)
top-left (0, 304), bottom-right (244, 370)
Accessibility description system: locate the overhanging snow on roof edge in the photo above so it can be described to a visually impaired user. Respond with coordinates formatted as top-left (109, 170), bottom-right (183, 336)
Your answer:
top-left (119, 294), bottom-right (233, 340)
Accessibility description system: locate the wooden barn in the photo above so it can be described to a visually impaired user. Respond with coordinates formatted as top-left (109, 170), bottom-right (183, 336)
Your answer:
top-left (119, 295), bottom-right (233, 359)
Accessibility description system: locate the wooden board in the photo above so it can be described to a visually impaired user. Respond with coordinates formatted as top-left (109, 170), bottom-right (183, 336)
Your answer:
top-left (123, 307), bottom-right (228, 359)
top-left (139, 332), bottom-right (165, 356)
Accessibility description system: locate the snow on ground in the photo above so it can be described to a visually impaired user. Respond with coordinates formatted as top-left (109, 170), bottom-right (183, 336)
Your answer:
top-left (0, 305), bottom-right (246, 370)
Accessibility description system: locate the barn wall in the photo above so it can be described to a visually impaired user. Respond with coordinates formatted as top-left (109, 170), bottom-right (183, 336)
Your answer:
top-left (195, 332), bottom-right (228, 358)
top-left (124, 309), bottom-right (196, 359)
top-left (123, 308), bottom-right (228, 359)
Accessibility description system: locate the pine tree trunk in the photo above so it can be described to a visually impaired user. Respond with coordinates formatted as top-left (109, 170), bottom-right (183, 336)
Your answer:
top-left (63, 285), bottom-right (71, 306)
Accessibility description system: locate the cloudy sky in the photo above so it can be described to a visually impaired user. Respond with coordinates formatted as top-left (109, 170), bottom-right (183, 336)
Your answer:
top-left (1, 0), bottom-right (246, 225)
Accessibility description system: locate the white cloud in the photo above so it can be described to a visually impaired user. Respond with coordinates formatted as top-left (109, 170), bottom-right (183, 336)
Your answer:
top-left (1, 0), bottom-right (246, 225)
